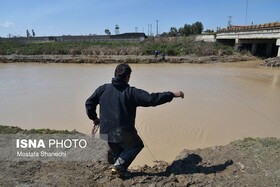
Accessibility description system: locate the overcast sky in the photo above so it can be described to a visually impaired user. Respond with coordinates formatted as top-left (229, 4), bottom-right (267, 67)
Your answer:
top-left (0, 0), bottom-right (279, 37)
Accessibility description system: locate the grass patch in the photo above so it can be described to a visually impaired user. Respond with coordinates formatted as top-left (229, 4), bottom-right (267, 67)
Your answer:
top-left (232, 137), bottom-right (280, 150)
top-left (0, 41), bottom-right (140, 55)
top-left (141, 37), bottom-right (235, 56)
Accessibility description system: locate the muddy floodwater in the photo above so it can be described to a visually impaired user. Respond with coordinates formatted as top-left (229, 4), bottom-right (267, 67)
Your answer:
top-left (0, 61), bottom-right (280, 167)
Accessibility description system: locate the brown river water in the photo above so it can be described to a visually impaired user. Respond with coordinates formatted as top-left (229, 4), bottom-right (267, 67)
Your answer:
top-left (0, 61), bottom-right (280, 167)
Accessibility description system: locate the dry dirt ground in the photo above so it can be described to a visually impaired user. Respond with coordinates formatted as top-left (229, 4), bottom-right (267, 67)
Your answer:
top-left (0, 137), bottom-right (279, 187)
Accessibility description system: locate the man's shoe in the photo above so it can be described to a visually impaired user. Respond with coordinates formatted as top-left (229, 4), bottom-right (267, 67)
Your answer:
top-left (111, 167), bottom-right (118, 175)
top-left (111, 166), bottom-right (132, 178)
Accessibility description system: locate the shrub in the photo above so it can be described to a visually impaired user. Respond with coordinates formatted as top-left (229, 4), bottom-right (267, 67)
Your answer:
top-left (0, 36), bottom-right (236, 56)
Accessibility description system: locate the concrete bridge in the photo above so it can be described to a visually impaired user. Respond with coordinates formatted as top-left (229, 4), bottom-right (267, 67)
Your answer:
top-left (216, 22), bottom-right (280, 57)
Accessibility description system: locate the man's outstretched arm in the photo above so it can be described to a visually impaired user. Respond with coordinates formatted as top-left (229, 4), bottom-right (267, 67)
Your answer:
top-left (132, 88), bottom-right (184, 107)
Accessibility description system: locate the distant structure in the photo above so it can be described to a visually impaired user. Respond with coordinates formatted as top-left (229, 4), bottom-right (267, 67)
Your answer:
top-left (196, 21), bottom-right (280, 57)
top-left (216, 22), bottom-right (280, 57)
top-left (0, 33), bottom-right (147, 43)
top-left (227, 16), bottom-right (232, 28)
top-left (148, 24), bottom-right (153, 36)
top-left (155, 20), bottom-right (159, 36)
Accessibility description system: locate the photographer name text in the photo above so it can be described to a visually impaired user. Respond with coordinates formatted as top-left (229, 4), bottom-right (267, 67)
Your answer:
top-left (17, 151), bottom-right (67, 157)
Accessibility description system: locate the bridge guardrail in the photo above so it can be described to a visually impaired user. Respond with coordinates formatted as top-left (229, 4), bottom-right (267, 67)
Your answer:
top-left (217, 22), bottom-right (280, 33)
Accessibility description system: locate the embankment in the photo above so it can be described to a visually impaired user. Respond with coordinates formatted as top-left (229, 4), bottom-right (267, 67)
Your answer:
top-left (0, 125), bottom-right (279, 186)
top-left (259, 57), bottom-right (280, 67)
top-left (0, 54), bottom-right (257, 64)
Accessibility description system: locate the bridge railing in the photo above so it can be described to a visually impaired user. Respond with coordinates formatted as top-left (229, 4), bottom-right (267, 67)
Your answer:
top-left (217, 22), bottom-right (280, 33)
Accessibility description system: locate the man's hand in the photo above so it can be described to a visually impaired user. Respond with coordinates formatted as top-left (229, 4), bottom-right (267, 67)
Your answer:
top-left (173, 91), bottom-right (184, 99)
top-left (92, 118), bottom-right (100, 136)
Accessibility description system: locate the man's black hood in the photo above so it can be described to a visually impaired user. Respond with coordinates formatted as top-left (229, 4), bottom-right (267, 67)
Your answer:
top-left (112, 77), bottom-right (129, 91)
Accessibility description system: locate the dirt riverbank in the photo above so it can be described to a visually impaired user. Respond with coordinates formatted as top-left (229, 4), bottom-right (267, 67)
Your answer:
top-left (259, 56), bottom-right (280, 67)
top-left (1, 137), bottom-right (279, 187)
top-left (0, 54), bottom-right (257, 64)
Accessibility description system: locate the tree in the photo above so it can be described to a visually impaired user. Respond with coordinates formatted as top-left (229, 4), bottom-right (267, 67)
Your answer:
top-left (179, 24), bottom-right (191, 36)
top-left (26, 29), bottom-right (30, 37)
top-left (169, 27), bottom-right (178, 37)
top-left (165, 21), bottom-right (204, 37)
top-left (115, 25), bottom-right (120, 34)
top-left (204, 29), bottom-right (215, 34)
top-left (105, 28), bottom-right (111, 35)
top-left (32, 29), bottom-right (36, 37)
top-left (191, 21), bottom-right (203, 34)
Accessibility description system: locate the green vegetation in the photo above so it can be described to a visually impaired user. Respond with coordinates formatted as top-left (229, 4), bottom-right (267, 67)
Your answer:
top-left (0, 41), bottom-right (140, 55)
top-left (0, 125), bottom-right (80, 134)
top-left (161, 21), bottom-right (204, 37)
top-left (143, 36), bottom-right (235, 56)
top-left (0, 21), bottom-right (237, 57)
top-left (0, 36), bottom-right (236, 56)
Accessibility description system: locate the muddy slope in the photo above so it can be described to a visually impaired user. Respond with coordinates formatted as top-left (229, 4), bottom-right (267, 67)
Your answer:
top-left (0, 54), bottom-right (257, 64)
top-left (1, 137), bottom-right (279, 187)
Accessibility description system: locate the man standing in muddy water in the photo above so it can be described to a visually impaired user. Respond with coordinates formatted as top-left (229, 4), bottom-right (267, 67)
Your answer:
top-left (85, 63), bottom-right (184, 178)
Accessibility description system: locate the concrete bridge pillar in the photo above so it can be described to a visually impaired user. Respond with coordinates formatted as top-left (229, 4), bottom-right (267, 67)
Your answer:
top-left (235, 38), bottom-right (242, 51)
top-left (277, 39), bottom-right (280, 57)
top-left (251, 43), bottom-right (258, 55)
top-left (266, 43), bottom-right (273, 56)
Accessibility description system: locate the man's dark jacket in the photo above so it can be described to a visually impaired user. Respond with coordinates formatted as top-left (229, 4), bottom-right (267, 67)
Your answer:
top-left (85, 77), bottom-right (174, 142)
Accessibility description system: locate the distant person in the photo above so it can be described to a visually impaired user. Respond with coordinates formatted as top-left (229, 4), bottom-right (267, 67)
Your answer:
top-left (161, 52), bottom-right (166, 61)
top-left (85, 63), bottom-right (184, 178)
top-left (154, 50), bottom-right (159, 58)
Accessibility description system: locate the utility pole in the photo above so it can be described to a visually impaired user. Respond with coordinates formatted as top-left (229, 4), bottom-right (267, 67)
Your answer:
top-left (227, 16), bottom-right (232, 28)
top-left (245, 0), bottom-right (248, 25)
top-left (148, 24), bottom-right (152, 36)
top-left (155, 20), bottom-right (159, 36)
